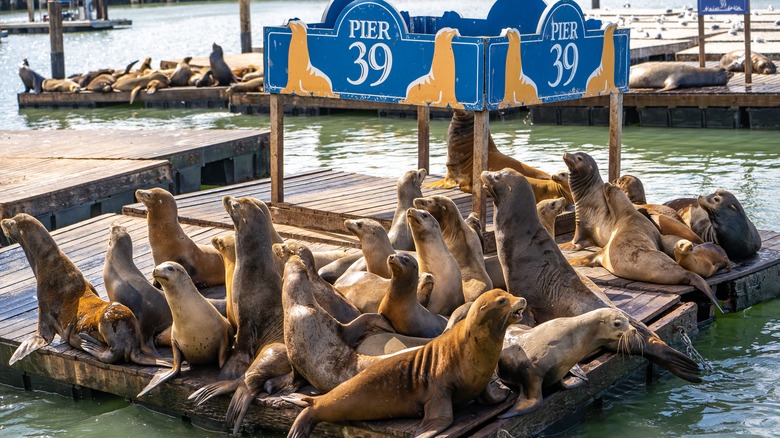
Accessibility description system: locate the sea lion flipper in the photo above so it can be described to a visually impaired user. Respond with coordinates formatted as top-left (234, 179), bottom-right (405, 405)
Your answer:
top-left (476, 378), bottom-right (511, 404)
top-left (417, 395), bottom-right (454, 438)
top-left (9, 333), bottom-right (49, 365)
top-left (687, 273), bottom-right (724, 314)
top-left (423, 178), bottom-right (458, 189)
top-left (226, 381), bottom-right (263, 435)
top-left (137, 342), bottom-right (183, 397)
top-left (567, 251), bottom-right (602, 267)
top-left (340, 313), bottom-right (394, 347)
top-left (79, 333), bottom-right (123, 363)
top-left (188, 378), bottom-right (241, 405)
top-left (497, 379), bottom-right (543, 418)
top-left (638, 335), bottom-right (702, 383)
top-left (129, 85), bottom-right (142, 104)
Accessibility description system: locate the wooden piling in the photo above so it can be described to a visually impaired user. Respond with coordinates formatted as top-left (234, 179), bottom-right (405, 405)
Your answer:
top-left (472, 108), bottom-right (489, 230)
top-left (417, 106), bottom-right (430, 173)
top-left (48, 0), bottom-right (64, 79)
top-left (270, 93), bottom-right (284, 204)
top-left (697, 14), bottom-right (705, 68)
top-left (26, 0), bottom-right (34, 22)
top-left (744, 11), bottom-right (752, 84)
top-left (608, 92), bottom-right (623, 182)
top-left (239, 0), bottom-right (251, 54)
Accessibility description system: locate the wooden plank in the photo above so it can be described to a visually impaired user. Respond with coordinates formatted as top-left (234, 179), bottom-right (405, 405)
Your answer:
top-left (417, 106), bottom-right (430, 173)
top-left (270, 93), bottom-right (284, 204)
top-left (472, 109), bottom-right (489, 231)
top-left (608, 92), bottom-right (623, 182)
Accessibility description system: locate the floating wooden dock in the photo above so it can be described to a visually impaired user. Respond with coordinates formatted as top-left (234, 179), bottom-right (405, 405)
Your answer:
top-left (0, 129), bottom-right (269, 236)
top-left (0, 18), bottom-right (131, 34)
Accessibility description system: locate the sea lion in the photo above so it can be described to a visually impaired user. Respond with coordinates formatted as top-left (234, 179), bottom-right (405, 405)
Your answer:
top-left (189, 342), bottom-right (298, 434)
top-left (2, 214), bottom-right (168, 368)
top-left (135, 56), bottom-right (153, 75)
top-left (169, 56), bottom-right (194, 87)
top-left (190, 68), bottom-right (215, 87)
top-left (526, 175), bottom-right (574, 204)
top-left (220, 196), bottom-right (284, 380)
top-left (378, 254), bottom-right (447, 338)
top-left (227, 77), bottom-right (264, 94)
top-left (210, 43), bottom-right (238, 86)
top-left (613, 174), bottom-right (684, 221)
top-left (112, 59), bottom-right (139, 80)
top-left (285, 289), bottom-right (525, 438)
top-left (497, 308), bottom-right (635, 417)
top-left (334, 269), bottom-right (433, 314)
top-left (481, 168), bottom-right (702, 382)
top-left (273, 242), bottom-right (360, 324)
top-left (413, 195), bottom-right (492, 302)
top-left (719, 50), bottom-right (777, 74)
top-left (399, 27), bottom-right (463, 109)
top-left (85, 73), bottom-right (115, 93)
top-left (211, 234), bottom-right (238, 329)
top-left (103, 222), bottom-right (172, 351)
top-left (74, 68), bottom-right (113, 88)
top-left (562, 152), bottom-right (611, 250)
top-left (342, 218), bottom-right (394, 279)
top-left (135, 188), bottom-right (225, 288)
top-left (282, 255), bottom-right (394, 392)
top-left (698, 189), bottom-right (761, 260)
top-left (113, 71), bottom-right (170, 104)
top-left (536, 197), bottom-right (566, 238)
top-left (426, 109), bottom-right (551, 192)
top-left (18, 59), bottom-right (45, 94)
top-left (674, 240), bottom-right (731, 278)
top-left (387, 168), bottom-right (427, 251)
top-left (318, 253), bottom-right (362, 284)
top-left (407, 207), bottom-right (464, 315)
top-left (138, 262), bottom-right (234, 397)
top-left (629, 62), bottom-right (731, 91)
top-left (42, 78), bottom-right (81, 93)
top-left (568, 184), bottom-right (723, 313)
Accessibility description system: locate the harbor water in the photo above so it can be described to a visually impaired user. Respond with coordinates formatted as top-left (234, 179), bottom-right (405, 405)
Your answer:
top-left (1, 1), bottom-right (780, 437)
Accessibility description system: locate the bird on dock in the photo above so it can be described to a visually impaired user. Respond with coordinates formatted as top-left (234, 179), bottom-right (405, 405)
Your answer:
top-left (754, 36), bottom-right (766, 43)
top-left (774, 19), bottom-right (780, 26)
top-left (710, 24), bottom-right (720, 30)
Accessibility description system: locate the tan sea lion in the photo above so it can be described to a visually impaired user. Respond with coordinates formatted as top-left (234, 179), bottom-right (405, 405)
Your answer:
top-left (285, 289), bottom-right (526, 438)
top-left (697, 189), bottom-right (761, 260)
top-left (413, 195), bottom-right (492, 302)
top-left (273, 242), bottom-right (360, 324)
top-left (85, 73), bottom-right (115, 93)
top-left (674, 240), bottom-right (731, 278)
top-left (74, 68), bottom-right (112, 87)
top-left (138, 262), bottom-right (234, 397)
top-left (629, 62), bottom-right (731, 91)
top-left (613, 174), bottom-right (685, 222)
top-left (536, 197), bottom-right (566, 238)
top-left (334, 268), bottom-right (433, 314)
top-left (498, 308), bottom-right (635, 417)
top-left (220, 196), bottom-right (284, 380)
top-left (3, 214), bottom-right (169, 368)
top-left (481, 168), bottom-right (702, 382)
top-left (103, 222), bottom-right (172, 351)
top-left (135, 56), bottom-right (153, 75)
top-left (561, 152), bottom-right (611, 250)
top-left (407, 207), bottom-right (464, 315)
top-left (211, 234), bottom-right (238, 329)
top-left (378, 254), bottom-right (447, 338)
top-left (387, 168), bottom-right (427, 251)
top-left (114, 71), bottom-right (170, 104)
top-left (169, 56), bottom-right (194, 87)
top-left (42, 78), bottom-right (81, 93)
top-left (426, 109), bottom-right (550, 192)
top-left (282, 255), bottom-right (394, 392)
top-left (568, 184), bottom-right (723, 313)
top-left (341, 218), bottom-right (394, 279)
top-left (719, 50), bottom-right (777, 74)
top-left (227, 77), bottom-right (264, 94)
top-left (136, 187), bottom-right (225, 288)
top-left (526, 175), bottom-right (574, 204)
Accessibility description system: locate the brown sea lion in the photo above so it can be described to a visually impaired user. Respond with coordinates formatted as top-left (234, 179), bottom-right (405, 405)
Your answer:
top-left (210, 42), bottom-right (238, 86)
top-left (426, 109), bottom-right (550, 192)
top-left (211, 234), bottom-right (238, 329)
top-left (334, 269), bottom-right (434, 314)
top-left (85, 73), bottom-right (115, 93)
top-left (138, 262), bottom-right (233, 397)
top-left (629, 62), bottom-right (731, 91)
top-left (227, 77), bottom-right (264, 94)
top-left (136, 187), bottom-right (225, 288)
top-left (42, 78), bottom-right (81, 93)
top-left (526, 175), bottom-right (573, 204)
top-left (562, 152), bottom-right (611, 250)
top-left (378, 254), bottom-right (447, 338)
top-left (674, 240), bottom-right (731, 278)
top-left (613, 174), bottom-right (685, 222)
top-left (413, 195), bottom-right (492, 302)
top-left (697, 189), bottom-right (761, 260)
top-left (103, 222), bottom-right (172, 351)
top-left (719, 50), bottom-right (777, 74)
top-left (341, 218), bottom-right (394, 279)
top-left (407, 207), bottom-right (464, 315)
top-left (568, 184), bottom-right (723, 313)
top-left (18, 58), bottom-right (45, 94)
top-left (388, 168), bottom-right (427, 251)
top-left (481, 168), bottom-right (701, 382)
top-left (74, 68), bottom-right (113, 88)
top-left (282, 255), bottom-right (394, 392)
top-left (3, 214), bottom-right (169, 368)
top-left (219, 196), bottom-right (284, 380)
top-left (285, 289), bottom-right (526, 438)
top-left (169, 56), bottom-right (194, 87)
top-left (135, 56), bottom-right (153, 75)
top-left (114, 71), bottom-right (170, 104)
top-left (497, 308), bottom-right (635, 417)
top-left (536, 197), bottom-right (566, 238)
top-left (189, 342), bottom-right (298, 434)
top-left (273, 242), bottom-right (360, 324)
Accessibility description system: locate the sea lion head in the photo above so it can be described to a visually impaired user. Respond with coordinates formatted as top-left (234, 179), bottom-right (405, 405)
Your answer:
top-left (537, 196), bottom-right (566, 218)
top-left (603, 183), bottom-right (636, 216)
top-left (592, 308), bottom-right (633, 344)
top-left (273, 241), bottom-right (316, 268)
top-left (674, 239), bottom-right (694, 257)
top-left (550, 170), bottom-right (570, 188)
top-left (153, 261), bottom-right (191, 292)
top-left (413, 195), bottom-right (457, 228)
top-left (107, 221), bottom-right (133, 252)
top-left (756, 60), bottom-right (777, 74)
top-left (612, 174), bottom-right (646, 204)
top-left (467, 289), bottom-right (526, 336)
top-left (1, 213), bottom-right (43, 246)
top-left (480, 168), bottom-right (535, 210)
top-left (697, 189), bottom-right (760, 258)
top-left (398, 168), bottom-right (427, 192)
top-left (211, 234), bottom-right (236, 262)
top-left (698, 189), bottom-right (743, 219)
top-left (562, 152), bottom-right (599, 181)
top-left (387, 253), bottom-right (418, 283)
top-left (406, 208), bottom-right (441, 238)
top-left (135, 187), bottom-right (174, 208)
top-left (344, 218), bottom-right (385, 240)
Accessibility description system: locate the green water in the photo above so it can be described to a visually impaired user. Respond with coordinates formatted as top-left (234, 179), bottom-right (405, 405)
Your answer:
top-left (2, 1), bottom-right (780, 436)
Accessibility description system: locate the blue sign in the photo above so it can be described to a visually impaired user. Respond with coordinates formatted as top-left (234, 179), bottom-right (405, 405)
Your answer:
top-left (485, 0), bottom-right (629, 109)
top-left (698, 0), bottom-right (748, 14)
top-left (264, 0), bottom-right (485, 110)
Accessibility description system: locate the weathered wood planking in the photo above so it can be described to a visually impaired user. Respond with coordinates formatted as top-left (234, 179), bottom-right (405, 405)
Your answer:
top-left (677, 41), bottom-right (780, 61)
top-left (0, 157), bottom-right (172, 223)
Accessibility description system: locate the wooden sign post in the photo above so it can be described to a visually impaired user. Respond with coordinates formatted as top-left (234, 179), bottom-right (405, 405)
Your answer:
top-left (697, 0), bottom-right (751, 82)
top-left (48, 0), bottom-right (65, 80)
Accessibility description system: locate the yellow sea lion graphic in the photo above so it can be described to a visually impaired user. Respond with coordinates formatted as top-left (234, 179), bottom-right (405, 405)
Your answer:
top-left (583, 24), bottom-right (618, 98)
top-left (501, 28), bottom-right (542, 108)
top-left (281, 20), bottom-right (338, 98)
top-left (400, 27), bottom-right (464, 109)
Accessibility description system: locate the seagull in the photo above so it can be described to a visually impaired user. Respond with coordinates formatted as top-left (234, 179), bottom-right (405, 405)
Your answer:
top-left (754, 36), bottom-right (766, 43)
top-left (710, 24), bottom-right (720, 30)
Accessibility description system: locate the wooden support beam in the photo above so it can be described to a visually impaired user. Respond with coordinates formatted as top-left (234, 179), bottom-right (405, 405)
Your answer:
top-left (608, 92), bottom-right (623, 182)
top-left (239, 0), bottom-right (251, 54)
top-left (48, 0), bottom-right (64, 79)
top-left (744, 12), bottom-right (752, 84)
top-left (26, 0), bottom-right (34, 22)
top-left (697, 14), bottom-right (705, 68)
top-left (417, 106), bottom-right (430, 173)
top-left (270, 93), bottom-right (284, 204)
top-left (472, 108), bottom-right (489, 230)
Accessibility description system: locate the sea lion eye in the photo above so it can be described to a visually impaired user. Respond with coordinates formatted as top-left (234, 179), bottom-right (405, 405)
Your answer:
top-left (613, 320), bottom-right (622, 328)
top-left (498, 298), bottom-right (507, 305)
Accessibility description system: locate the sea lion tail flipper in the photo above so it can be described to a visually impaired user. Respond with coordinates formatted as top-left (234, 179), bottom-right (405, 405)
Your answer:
top-left (640, 335), bottom-right (702, 383)
top-left (417, 396), bottom-right (454, 438)
top-left (567, 251), bottom-right (602, 267)
top-left (280, 393), bottom-right (314, 408)
top-left (188, 378), bottom-right (241, 405)
top-left (78, 333), bottom-right (124, 363)
top-left (687, 274), bottom-right (724, 314)
top-left (226, 381), bottom-right (263, 435)
top-left (137, 367), bottom-right (179, 397)
top-left (129, 85), bottom-right (142, 104)
top-left (423, 178), bottom-right (458, 189)
top-left (287, 406), bottom-right (319, 438)
top-left (9, 334), bottom-right (49, 365)
top-left (130, 347), bottom-right (174, 368)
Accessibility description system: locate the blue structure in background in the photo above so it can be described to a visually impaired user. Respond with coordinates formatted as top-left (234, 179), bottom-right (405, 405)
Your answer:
top-left (698, 0), bottom-right (748, 14)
